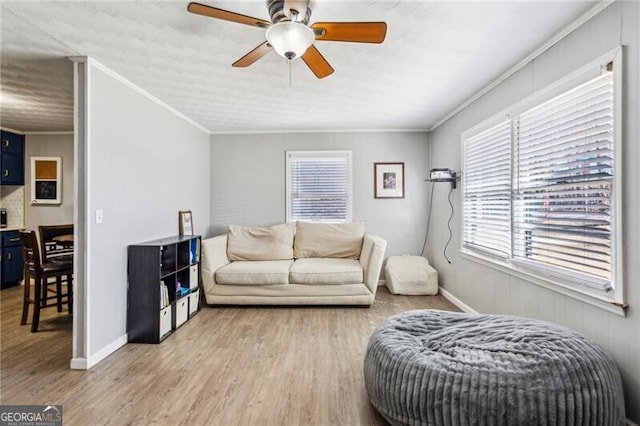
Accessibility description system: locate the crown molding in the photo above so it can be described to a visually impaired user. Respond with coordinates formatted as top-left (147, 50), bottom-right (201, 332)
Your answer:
top-left (70, 56), bottom-right (210, 135)
top-left (210, 127), bottom-right (429, 135)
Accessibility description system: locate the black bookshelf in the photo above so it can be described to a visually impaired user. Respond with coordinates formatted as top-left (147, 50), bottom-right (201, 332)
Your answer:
top-left (127, 234), bottom-right (201, 343)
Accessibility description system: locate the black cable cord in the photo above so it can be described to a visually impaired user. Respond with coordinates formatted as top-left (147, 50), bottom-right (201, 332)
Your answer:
top-left (419, 182), bottom-right (435, 257)
top-left (444, 186), bottom-right (454, 264)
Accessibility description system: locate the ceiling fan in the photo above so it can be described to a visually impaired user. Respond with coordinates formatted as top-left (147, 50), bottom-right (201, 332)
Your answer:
top-left (187, 1), bottom-right (387, 79)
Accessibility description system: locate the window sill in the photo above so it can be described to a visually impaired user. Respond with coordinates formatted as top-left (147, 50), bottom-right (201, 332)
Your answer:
top-left (459, 249), bottom-right (627, 317)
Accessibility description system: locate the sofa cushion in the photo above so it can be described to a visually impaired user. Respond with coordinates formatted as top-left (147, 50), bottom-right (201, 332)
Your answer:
top-left (290, 258), bottom-right (363, 285)
top-left (227, 223), bottom-right (295, 261)
top-left (216, 260), bottom-right (293, 285)
top-left (294, 221), bottom-right (365, 259)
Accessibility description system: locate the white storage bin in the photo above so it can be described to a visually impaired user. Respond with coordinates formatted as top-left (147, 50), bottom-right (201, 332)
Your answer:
top-left (159, 306), bottom-right (172, 339)
top-left (189, 290), bottom-right (200, 316)
top-left (189, 265), bottom-right (199, 290)
top-left (175, 297), bottom-right (189, 328)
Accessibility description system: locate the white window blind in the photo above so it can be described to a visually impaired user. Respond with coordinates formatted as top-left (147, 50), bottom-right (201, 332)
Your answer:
top-left (513, 72), bottom-right (614, 286)
top-left (286, 151), bottom-right (352, 223)
top-left (463, 121), bottom-right (512, 258)
top-left (461, 48), bottom-right (622, 306)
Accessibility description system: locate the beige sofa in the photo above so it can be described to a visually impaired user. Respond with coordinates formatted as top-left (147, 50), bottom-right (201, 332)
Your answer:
top-left (200, 221), bottom-right (387, 306)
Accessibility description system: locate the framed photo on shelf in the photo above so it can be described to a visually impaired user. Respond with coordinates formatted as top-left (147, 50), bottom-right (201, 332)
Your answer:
top-left (374, 162), bottom-right (405, 199)
top-left (179, 210), bottom-right (193, 236)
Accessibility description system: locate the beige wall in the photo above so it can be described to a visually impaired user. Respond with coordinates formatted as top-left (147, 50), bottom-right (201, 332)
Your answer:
top-left (428, 2), bottom-right (640, 421)
top-left (83, 61), bottom-right (211, 363)
top-left (210, 131), bottom-right (430, 258)
top-left (24, 133), bottom-right (74, 231)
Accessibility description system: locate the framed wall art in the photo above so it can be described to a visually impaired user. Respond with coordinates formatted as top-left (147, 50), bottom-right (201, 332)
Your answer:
top-left (374, 162), bottom-right (404, 199)
top-left (31, 157), bottom-right (62, 204)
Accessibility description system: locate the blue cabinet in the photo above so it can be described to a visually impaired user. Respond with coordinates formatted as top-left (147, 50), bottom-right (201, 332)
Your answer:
top-left (1, 230), bottom-right (23, 289)
top-left (1, 130), bottom-right (25, 185)
top-left (1, 131), bottom-right (24, 155)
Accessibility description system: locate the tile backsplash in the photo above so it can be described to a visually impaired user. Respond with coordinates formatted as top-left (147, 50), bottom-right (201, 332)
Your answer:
top-left (1, 185), bottom-right (25, 228)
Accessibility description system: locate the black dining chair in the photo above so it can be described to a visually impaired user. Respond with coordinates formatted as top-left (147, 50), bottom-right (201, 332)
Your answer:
top-left (39, 224), bottom-right (74, 264)
top-left (19, 230), bottom-right (73, 332)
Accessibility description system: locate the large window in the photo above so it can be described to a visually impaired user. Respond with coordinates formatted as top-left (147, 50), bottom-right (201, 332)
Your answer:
top-left (462, 49), bottom-right (622, 305)
top-left (463, 121), bottom-right (512, 258)
top-left (286, 151), bottom-right (352, 223)
top-left (513, 73), bottom-right (614, 287)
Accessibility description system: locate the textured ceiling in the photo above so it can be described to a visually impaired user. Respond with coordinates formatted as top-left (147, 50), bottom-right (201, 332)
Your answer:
top-left (0, 1), bottom-right (597, 133)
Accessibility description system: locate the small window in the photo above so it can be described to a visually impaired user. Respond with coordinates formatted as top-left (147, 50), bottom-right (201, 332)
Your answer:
top-left (286, 151), bottom-right (353, 223)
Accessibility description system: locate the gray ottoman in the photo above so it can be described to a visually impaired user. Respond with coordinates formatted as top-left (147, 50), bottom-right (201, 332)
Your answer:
top-left (364, 309), bottom-right (625, 426)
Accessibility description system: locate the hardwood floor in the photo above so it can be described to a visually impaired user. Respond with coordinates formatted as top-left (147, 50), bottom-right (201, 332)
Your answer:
top-left (1, 285), bottom-right (459, 425)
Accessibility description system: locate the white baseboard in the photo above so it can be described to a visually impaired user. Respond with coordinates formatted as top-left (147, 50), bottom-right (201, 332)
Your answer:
top-left (70, 334), bottom-right (128, 370)
top-left (627, 418), bottom-right (639, 426)
top-left (69, 357), bottom-right (87, 370)
top-left (378, 279), bottom-right (386, 287)
top-left (439, 287), bottom-right (478, 314)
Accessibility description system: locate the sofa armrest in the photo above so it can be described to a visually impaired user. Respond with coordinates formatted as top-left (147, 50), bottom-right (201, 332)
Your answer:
top-left (359, 234), bottom-right (387, 296)
top-left (200, 234), bottom-right (230, 294)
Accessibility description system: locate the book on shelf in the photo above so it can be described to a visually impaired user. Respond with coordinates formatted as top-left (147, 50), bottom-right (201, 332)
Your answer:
top-left (160, 280), bottom-right (169, 309)
top-left (190, 238), bottom-right (200, 264)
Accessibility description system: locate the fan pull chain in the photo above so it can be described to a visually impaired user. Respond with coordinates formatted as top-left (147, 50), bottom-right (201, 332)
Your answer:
top-left (288, 59), bottom-right (292, 87)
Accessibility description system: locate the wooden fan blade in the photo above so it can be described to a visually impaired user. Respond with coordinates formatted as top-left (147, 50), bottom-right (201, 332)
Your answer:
top-left (311, 22), bottom-right (387, 43)
top-left (301, 45), bottom-right (334, 79)
top-left (187, 2), bottom-right (271, 28)
top-left (284, 0), bottom-right (309, 22)
top-left (232, 42), bottom-right (272, 68)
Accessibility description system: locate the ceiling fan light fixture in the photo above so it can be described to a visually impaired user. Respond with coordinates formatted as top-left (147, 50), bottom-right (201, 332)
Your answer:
top-left (266, 21), bottom-right (314, 60)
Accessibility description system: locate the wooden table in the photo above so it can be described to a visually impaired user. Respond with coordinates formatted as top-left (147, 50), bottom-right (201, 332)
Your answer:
top-left (52, 234), bottom-right (73, 248)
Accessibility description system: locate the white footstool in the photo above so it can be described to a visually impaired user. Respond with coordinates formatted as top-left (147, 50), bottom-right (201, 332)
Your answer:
top-left (385, 256), bottom-right (438, 295)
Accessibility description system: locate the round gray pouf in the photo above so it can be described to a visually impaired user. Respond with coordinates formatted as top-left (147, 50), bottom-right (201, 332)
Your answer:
top-left (364, 310), bottom-right (625, 426)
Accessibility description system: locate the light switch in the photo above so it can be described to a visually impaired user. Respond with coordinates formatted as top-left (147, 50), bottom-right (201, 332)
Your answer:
top-left (96, 209), bottom-right (103, 224)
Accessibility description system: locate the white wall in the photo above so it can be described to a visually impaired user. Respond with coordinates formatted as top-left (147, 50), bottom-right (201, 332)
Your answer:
top-left (84, 61), bottom-right (210, 363)
top-left (24, 133), bottom-right (74, 229)
top-left (210, 132), bottom-right (429, 258)
top-left (428, 1), bottom-right (640, 421)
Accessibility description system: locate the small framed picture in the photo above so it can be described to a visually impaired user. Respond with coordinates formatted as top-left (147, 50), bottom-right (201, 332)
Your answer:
top-left (179, 210), bottom-right (193, 236)
top-left (31, 157), bottom-right (62, 204)
top-left (374, 162), bottom-right (405, 199)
